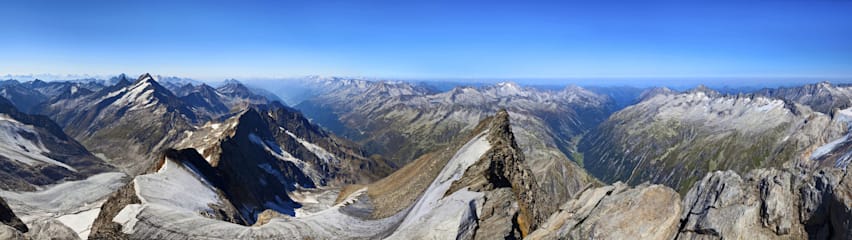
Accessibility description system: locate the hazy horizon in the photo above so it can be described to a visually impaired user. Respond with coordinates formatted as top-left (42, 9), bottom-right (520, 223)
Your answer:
top-left (4, 72), bottom-right (852, 90)
top-left (2, 1), bottom-right (851, 80)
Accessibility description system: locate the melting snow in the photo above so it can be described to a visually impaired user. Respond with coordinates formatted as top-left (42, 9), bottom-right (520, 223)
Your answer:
top-left (837, 107), bottom-right (852, 124)
top-left (0, 114), bottom-right (77, 172)
top-left (282, 128), bottom-right (338, 164)
top-left (391, 131), bottom-right (490, 234)
top-left (810, 134), bottom-right (850, 160)
top-left (134, 158), bottom-right (221, 213)
top-left (57, 208), bottom-right (100, 239)
top-left (110, 80), bottom-right (159, 111)
top-left (248, 133), bottom-right (324, 187)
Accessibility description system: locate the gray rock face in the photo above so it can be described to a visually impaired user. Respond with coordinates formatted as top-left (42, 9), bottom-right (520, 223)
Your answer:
top-left (24, 219), bottom-right (80, 240)
top-left (446, 110), bottom-right (551, 237)
top-left (528, 183), bottom-right (682, 240)
top-left (526, 165), bottom-right (851, 240)
top-left (0, 224), bottom-right (24, 240)
top-left (677, 169), bottom-right (805, 239)
top-left (799, 169), bottom-right (852, 239)
top-left (0, 197), bottom-right (27, 233)
top-left (677, 168), bottom-right (851, 240)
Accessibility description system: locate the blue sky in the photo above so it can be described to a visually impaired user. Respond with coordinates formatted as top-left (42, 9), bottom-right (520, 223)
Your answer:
top-left (1, 0), bottom-right (851, 82)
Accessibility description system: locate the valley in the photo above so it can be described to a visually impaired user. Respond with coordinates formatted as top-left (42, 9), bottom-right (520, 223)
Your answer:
top-left (0, 74), bottom-right (850, 239)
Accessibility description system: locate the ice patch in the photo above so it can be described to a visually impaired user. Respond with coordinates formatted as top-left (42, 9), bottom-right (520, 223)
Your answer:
top-left (111, 80), bottom-right (159, 111)
top-left (248, 133), bottom-right (325, 185)
top-left (393, 131), bottom-right (490, 231)
top-left (113, 204), bottom-right (143, 234)
top-left (134, 158), bottom-right (221, 213)
top-left (57, 208), bottom-right (100, 239)
top-left (282, 128), bottom-right (338, 164)
top-left (810, 134), bottom-right (850, 160)
top-left (837, 107), bottom-right (852, 124)
top-left (0, 114), bottom-right (77, 171)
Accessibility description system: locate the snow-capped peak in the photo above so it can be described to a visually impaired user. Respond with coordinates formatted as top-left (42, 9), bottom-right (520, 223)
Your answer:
top-left (493, 81), bottom-right (525, 96)
top-left (104, 73), bottom-right (164, 110)
top-left (138, 73), bottom-right (155, 83)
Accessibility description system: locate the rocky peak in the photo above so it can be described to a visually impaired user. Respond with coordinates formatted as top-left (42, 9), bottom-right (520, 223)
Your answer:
top-left (687, 84), bottom-right (720, 97)
top-left (444, 109), bottom-right (549, 237)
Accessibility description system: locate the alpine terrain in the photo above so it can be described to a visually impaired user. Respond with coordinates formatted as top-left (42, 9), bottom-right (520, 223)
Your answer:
top-left (0, 73), bottom-right (849, 240)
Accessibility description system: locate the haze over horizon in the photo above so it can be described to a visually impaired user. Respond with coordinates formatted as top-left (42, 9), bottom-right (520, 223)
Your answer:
top-left (2, 1), bottom-right (851, 86)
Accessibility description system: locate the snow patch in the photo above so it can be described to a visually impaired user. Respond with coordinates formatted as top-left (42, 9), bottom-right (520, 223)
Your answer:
top-left (810, 134), bottom-right (850, 160)
top-left (113, 204), bottom-right (143, 234)
top-left (134, 158), bottom-right (221, 213)
top-left (0, 114), bottom-right (77, 171)
top-left (56, 208), bottom-right (100, 239)
top-left (837, 107), bottom-right (852, 124)
top-left (282, 128), bottom-right (338, 164)
top-left (393, 131), bottom-right (490, 231)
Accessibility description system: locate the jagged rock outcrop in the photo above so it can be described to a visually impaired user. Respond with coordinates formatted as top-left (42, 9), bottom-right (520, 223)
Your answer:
top-left (676, 168), bottom-right (851, 239)
top-left (1, 197), bottom-right (27, 234)
top-left (527, 183), bottom-right (682, 240)
top-left (526, 166), bottom-right (851, 240)
top-left (677, 169), bottom-right (805, 239)
top-left (446, 110), bottom-right (550, 236)
top-left (24, 219), bottom-right (80, 240)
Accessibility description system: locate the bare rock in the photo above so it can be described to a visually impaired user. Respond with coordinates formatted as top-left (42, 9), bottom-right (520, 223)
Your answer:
top-left (0, 197), bottom-right (27, 233)
top-left (528, 183), bottom-right (681, 240)
top-left (24, 219), bottom-right (80, 240)
top-left (472, 188), bottom-right (521, 240)
top-left (0, 224), bottom-right (25, 240)
top-left (827, 169), bottom-right (852, 239)
top-left (678, 169), bottom-right (808, 239)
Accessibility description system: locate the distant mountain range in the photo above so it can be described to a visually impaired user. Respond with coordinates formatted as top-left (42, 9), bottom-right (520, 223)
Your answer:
top-left (0, 74), bottom-right (850, 239)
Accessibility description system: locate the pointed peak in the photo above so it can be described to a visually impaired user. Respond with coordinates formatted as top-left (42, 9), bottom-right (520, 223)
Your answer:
top-left (137, 73), bottom-right (155, 83)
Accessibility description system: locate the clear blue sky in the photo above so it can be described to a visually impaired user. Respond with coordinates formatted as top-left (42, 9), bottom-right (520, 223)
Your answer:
top-left (1, 0), bottom-right (851, 81)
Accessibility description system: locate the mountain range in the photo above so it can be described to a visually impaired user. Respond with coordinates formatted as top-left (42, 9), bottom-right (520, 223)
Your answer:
top-left (0, 74), bottom-right (849, 239)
